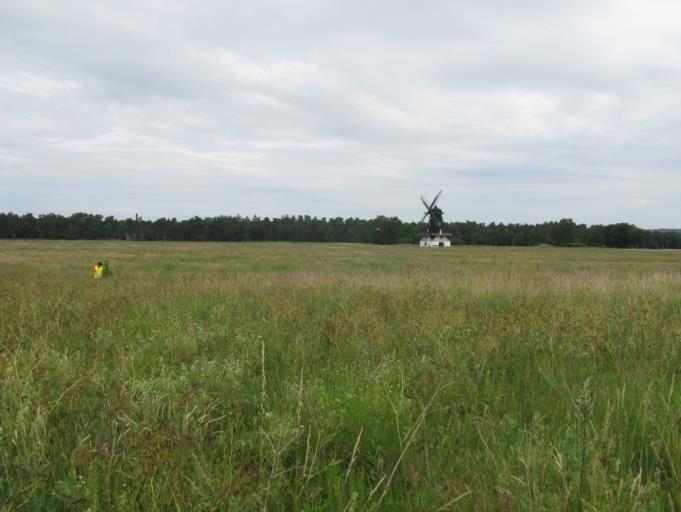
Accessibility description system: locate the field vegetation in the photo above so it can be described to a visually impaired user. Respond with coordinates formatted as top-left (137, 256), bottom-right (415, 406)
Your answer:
top-left (1, 240), bottom-right (680, 510)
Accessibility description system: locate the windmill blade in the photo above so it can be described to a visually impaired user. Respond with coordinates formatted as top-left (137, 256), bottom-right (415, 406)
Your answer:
top-left (428, 190), bottom-right (442, 210)
top-left (421, 212), bottom-right (429, 223)
top-left (420, 195), bottom-right (430, 210)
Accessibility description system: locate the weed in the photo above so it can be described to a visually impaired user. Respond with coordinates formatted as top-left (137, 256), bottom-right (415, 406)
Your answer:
top-left (0, 241), bottom-right (680, 510)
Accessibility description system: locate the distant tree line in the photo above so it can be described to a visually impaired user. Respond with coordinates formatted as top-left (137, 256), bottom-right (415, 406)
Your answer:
top-left (1, 212), bottom-right (680, 248)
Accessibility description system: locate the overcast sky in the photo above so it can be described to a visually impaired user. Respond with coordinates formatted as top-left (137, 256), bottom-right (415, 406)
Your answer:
top-left (1, 1), bottom-right (680, 227)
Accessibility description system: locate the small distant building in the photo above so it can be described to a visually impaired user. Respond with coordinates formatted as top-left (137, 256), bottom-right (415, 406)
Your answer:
top-left (420, 233), bottom-right (452, 247)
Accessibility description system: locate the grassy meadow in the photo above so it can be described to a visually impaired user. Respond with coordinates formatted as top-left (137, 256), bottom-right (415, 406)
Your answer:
top-left (1, 240), bottom-right (680, 511)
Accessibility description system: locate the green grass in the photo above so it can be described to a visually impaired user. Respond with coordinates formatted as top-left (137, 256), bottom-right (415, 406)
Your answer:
top-left (1, 241), bottom-right (680, 510)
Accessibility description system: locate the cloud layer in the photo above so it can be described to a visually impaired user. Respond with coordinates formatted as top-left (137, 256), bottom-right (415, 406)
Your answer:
top-left (2, 0), bottom-right (680, 227)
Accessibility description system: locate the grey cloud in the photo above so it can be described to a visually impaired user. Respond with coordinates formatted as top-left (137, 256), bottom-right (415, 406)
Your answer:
top-left (1, 0), bottom-right (680, 227)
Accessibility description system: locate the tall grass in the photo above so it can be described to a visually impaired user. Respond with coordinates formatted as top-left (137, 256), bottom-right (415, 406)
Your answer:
top-left (1, 241), bottom-right (680, 510)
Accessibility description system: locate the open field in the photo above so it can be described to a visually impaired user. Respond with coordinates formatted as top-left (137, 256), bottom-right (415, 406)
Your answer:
top-left (1, 240), bottom-right (680, 510)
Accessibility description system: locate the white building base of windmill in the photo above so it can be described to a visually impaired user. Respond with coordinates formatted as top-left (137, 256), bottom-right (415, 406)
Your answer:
top-left (420, 230), bottom-right (452, 247)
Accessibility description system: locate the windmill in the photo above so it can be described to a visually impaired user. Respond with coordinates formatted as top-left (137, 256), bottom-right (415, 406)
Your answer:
top-left (419, 190), bottom-right (452, 247)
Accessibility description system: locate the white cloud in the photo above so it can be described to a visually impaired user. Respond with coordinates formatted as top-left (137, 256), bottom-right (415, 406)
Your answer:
top-left (0, 72), bottom-right (80, 99)
top-left (1, 0), bottom-right (680, 227)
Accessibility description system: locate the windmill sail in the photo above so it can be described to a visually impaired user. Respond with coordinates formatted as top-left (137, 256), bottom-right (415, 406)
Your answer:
top-left (421, 190), bottom-right (444, 233)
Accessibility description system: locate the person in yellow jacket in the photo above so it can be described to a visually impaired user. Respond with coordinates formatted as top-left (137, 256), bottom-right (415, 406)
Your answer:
top-left (92, 261), bottom-right (104, 280)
